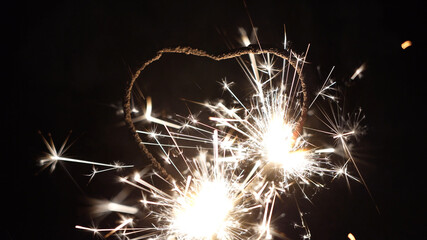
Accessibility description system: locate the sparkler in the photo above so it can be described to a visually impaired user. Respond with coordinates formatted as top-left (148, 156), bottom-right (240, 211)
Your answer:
top-left (119, 131), bottom-right (272, 240)
top-left (40, 28), bottom-right (368, 239)
top-left (118, 43), bottom-right (365, 238)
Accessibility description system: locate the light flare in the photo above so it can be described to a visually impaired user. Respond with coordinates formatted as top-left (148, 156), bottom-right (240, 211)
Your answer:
top-left (171, 180), bottom-right (234, 239)
top-left (261, 116), bottom-right (295, 164)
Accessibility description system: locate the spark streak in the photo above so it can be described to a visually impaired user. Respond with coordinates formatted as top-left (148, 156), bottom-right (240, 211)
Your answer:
top-left (39, 132), bottom-right (133, 175)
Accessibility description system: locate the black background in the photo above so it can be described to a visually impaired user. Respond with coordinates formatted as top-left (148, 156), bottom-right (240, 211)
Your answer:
top-left (4, 0), bottom-right (425, 239)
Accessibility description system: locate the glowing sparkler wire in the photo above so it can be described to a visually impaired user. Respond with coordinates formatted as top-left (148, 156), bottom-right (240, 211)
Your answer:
top-left (123, 46), bottom-right (308, 182)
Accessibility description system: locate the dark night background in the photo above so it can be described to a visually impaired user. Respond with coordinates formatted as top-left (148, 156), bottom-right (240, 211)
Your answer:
top-left (4, 0), bottom-right (425, 239)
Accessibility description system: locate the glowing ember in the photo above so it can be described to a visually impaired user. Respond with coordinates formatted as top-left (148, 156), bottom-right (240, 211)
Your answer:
top-left (401, 40), bottom-right (412, 49)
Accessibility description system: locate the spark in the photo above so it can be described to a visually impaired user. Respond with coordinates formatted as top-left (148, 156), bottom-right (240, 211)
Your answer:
top-left (104, 218), bottom-right (133, 238)
top-left (145, 96), bottom-right (182, 129)
top-left (39, 132), bottom-right (133, 175)
top-left (314, 148), bottom-right (335, 153)
top-left (401, 40), bottom-right (412, 49)
top-left (103, 131), bottom-right (271, 239)
top-left (194, 41), bottom-right (337, 190)
top-left (350, 63), bottom-right (366, 80)
top-left (309, 67), bottom-right (336, 109)
top-left (106, 202), bottom-right (139, 215)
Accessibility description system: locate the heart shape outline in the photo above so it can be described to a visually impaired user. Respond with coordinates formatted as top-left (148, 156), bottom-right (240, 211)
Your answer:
top-left (123, 46), bottom-right (307, 180)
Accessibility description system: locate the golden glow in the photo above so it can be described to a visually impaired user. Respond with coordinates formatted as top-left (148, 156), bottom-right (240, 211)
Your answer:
top-left (348, 233), bottom-right (356, 240)
top-left (262, 116), bottom-right (294, 164)
top-left (172, 180), bottom-right (234, 239)
top-left (401, 40), bottom-right (412, 49)
top-left (261, 116), bottom-right (311, 179)
top-left (281, 150), bottom-right (310, 175)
